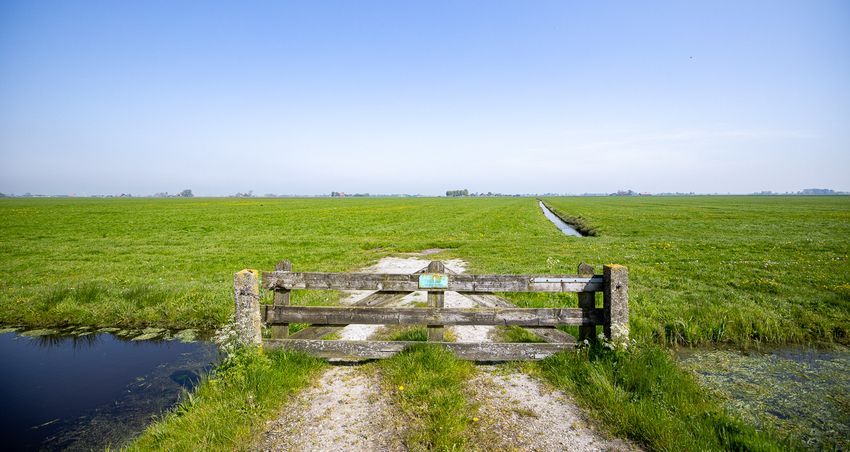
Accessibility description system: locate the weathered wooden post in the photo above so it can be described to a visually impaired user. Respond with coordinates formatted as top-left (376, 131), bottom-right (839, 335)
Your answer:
top-left (271, 260), bottom-right (292, 339)
top-left (426, 260), bottom-right (445, 342)
top-left (577, 262), bottom-right (596, 341)
top-left (234, 269), bottom-right (262, 346)
top-left (603, 264), bottom-right (629, 343)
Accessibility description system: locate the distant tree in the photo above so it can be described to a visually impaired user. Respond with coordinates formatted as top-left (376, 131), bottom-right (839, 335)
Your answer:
top-left (179, 189), bottom-right (194, 198)
top-left (446, 189), bottom-right (469, 197)
top-left (0, 193), bottom-right (6, 198)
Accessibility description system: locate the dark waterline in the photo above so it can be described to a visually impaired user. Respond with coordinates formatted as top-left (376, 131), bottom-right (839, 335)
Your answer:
top-left (0, 331), bottom-right (218, 451)
top-left (538, 201), bottom-right (583, 237)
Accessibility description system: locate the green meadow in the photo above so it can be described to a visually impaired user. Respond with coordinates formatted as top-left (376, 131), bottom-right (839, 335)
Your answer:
top-left (1, 196), bottom-right (848, 450)
top-left (1, 196), bottom-right (847, 346)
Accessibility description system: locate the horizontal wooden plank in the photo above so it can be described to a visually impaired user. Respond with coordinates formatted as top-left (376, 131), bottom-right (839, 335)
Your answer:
top-left (263, 339), bottom-right (572, 361)
top-left (263, 305), bottom-right (603, 326)
top-left (286, 291), bottom-right (411, 340)
top-left (462, 293), bottom-right (580, 343)
top-left (263, 271), bottom-right (603, 293)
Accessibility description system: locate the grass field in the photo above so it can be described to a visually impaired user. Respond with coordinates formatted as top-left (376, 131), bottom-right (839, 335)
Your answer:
top-left (1, 196), bottom-right (847, 347)
top-left (540, 196), bottom-right (849, 346)
top-left (1, 196), bottom-right (847, 450)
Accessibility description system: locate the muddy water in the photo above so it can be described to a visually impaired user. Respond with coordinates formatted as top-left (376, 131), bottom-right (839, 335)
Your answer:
top-left (539, 201), bottom-right (582, 237)
top-left (0, 330), bottom-right (217, 450)
top-left (677, 346), bottom-right (850, 449)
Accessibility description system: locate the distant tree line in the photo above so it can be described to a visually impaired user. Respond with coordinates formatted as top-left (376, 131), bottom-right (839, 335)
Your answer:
top-left (445, 190), bottom-right (528, 197)
top-left (152, 189), bottom-right (194, 198)
top-left (330, 192), bottom-right (371, 197)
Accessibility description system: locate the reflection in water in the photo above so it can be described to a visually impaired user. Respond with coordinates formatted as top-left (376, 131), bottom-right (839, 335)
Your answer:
top-left (538, 201), bottom-right (583, 237)
top-left (33, 333), bottom-right (100, 349)
top-left (678, 346), bottom-right (850, 449)
top-left (0, 331), bottom-right (218, 451)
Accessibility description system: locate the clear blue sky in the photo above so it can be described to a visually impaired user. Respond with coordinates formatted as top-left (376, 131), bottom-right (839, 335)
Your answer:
top-left (1, 1), bottom-right (848, 195)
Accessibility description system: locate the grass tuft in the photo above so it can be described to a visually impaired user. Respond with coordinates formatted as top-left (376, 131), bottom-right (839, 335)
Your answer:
top-left (379, 344), bottom-right (477, 451)
top-left (496, 325), bottom-right (545, 343)
top-left (383, 326), bottom-right (428, 342)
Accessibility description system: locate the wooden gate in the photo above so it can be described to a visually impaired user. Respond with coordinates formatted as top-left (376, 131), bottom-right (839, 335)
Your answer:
top-left (233, 260), bottom-right (628, 361)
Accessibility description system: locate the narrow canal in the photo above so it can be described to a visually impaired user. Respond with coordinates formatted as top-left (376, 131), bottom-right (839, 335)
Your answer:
top-left (0, 328), bottom-right (217, 450)
top-left (539, 201), bottom-right (583, 237)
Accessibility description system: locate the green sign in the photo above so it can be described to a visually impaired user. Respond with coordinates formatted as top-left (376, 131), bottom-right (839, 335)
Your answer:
top-left (419, 273), bottom-right (449, 289)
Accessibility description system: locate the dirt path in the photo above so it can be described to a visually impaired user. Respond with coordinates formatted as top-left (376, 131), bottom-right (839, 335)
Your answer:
top-left (472, 368), bottom-right (635, 451)
top-left (257, 365), bottom-right (402, 451)
top-left (258, 255), bottom-right (635, 451)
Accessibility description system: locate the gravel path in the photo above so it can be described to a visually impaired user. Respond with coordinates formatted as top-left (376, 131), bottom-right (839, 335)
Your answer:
top-left (445, 290), bottom-right (494, 343)
top-left (472, 368), bottom-right (637, 451)
top-left (257, 366), bottom-right (403, 451)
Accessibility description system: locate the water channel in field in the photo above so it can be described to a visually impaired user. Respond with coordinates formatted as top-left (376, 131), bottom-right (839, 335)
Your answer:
top-left (539, 201), bottom-right (583, 237)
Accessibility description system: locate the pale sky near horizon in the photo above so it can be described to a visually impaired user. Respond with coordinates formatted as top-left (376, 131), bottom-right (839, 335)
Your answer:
top-left (1, 1), bottom-right (848, 196)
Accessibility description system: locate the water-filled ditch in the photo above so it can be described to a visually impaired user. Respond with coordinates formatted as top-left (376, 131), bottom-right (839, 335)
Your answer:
top-left (539, 201), bottom-right (583, 237)
top-left (0, 327), bottom-right (218, 450)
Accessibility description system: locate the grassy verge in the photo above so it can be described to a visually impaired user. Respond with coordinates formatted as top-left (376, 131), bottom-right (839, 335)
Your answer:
top-left (128, 349), bottom-right (324, 451)
top-left (535, 344), bottom-right (796, 451)
top-left (379, 344), bottom-right (478, 451)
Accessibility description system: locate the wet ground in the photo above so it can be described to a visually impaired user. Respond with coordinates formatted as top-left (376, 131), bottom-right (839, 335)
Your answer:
top-left (677, 345), bottom-right (850, 449)
top-left (0, 328), bottom-right (217, 451)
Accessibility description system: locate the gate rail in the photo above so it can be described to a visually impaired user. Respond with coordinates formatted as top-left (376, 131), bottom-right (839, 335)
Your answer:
top-left (233, 260), bottom-right (628, 361)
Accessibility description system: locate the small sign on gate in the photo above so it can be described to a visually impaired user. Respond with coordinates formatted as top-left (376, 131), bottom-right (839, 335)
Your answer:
top-left (418, 273), bottom-right (449, 289)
